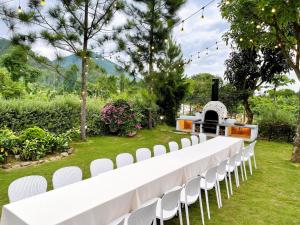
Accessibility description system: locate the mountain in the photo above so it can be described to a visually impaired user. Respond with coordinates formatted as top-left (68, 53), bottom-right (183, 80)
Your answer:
top-left (0, 38), bottom-right (11, 55)
top-left (54, 54), bottom-right (127, 77)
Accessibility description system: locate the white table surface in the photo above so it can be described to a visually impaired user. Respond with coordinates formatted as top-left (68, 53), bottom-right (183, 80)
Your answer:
top-left (0, 136), bottom-right (243, 225)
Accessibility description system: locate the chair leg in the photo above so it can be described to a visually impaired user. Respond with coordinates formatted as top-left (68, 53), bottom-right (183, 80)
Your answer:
top-left (224, 175), bottom-right (230, 199)
top-left (160, 218), bottom-right (164, 225)
top-left (217, 180), bottom-right (222, 207)
top-left (228, 171), bottom-right (233, 195)
top-left (243, 161), bottom-right (247, 180)
top-left (240, 164), bottom-right (244, 181)
top-left (205, 189), bottom-right (211, 219)
top-left (153, 219), bottom-right (157, 225)
top-left (178, 203), bottom-right (183, 225)
top-left (249, 158), bottom-right (253, 175)
top-left (184, 202), bottom-right (190, 225)
top-left (199, 193), bottom-right (205, 225)
top-left (235, 168), bottom-right (239, 188)
top-left (253, 153), bottom-right (257, 169)
top-left (215, 185), bottom-right (220, 209)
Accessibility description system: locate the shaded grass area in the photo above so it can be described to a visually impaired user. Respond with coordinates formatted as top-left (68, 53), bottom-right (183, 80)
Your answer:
top-left (0, 126), bottom-right (300, 224)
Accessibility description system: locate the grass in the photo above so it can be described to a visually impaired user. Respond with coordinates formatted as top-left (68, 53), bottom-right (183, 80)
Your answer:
top-left (0, 125), bottom-right (300, 224)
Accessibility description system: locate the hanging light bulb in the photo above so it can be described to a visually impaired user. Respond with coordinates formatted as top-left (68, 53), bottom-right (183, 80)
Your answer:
top-left (250, 39), bottom-right (253, 43)
top-left (206, 48), bottom-right (208, 55)
top-left (239, 37), bottom-right (244, 42)
top-left (271, 8), bottom-right (276, 13)
top-left (216, 42), bottom-right (219, 50)
top-left (151, 46), bottom-right (154, 50)
top-left (201, 10), bottom-right (204, 19)
top-left (164, 39), bottom-right (168, 43)
top-left (256, 24), bottom-right (261, 29)
top-left (225, 0), bottom-right (230, 5)
top-left (40, 0), bottom-right (46, 6)
top-left (197, 52), bottom-right (200, 59)
top-left (17, 5), bottom-right (23, 13)
top-left (181, 20), bottom-right (184, 32)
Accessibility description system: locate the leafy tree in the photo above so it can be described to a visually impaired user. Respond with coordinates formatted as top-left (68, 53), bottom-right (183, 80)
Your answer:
top-left (63, 65), bottom-right (79, 93)
top-left (265, 74), bottom-right (295, 101)
top-left (224, 48), bottom-right (289, 124)
top-left (2, 0), bottom-right (123, 139)
top-left (0, 67), bottom-right (24, 99)
top-left (153, 38), bottom-right (188, 126)
top-left (0, 46), bottom-right (41, 86)
top-left (117, 0), bottom-right (186, 89)
top-left (185, 73), bottom-right (219, 110)
top-left (88, 74), bottom-right (118, 98)
top-left (220, 0), bottom-right (300, 162)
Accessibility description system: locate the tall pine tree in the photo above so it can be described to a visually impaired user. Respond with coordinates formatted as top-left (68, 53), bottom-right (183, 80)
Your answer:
top-left (1, 0), bottom-right (123, 139)
top-left (154, 37), bottom-right (188, 125)
top-left (117, 0), bottom-right (186, 89)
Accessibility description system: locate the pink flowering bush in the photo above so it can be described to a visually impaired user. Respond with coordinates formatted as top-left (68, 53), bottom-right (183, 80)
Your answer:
top-left (101, 99), bottom-right (142, 136)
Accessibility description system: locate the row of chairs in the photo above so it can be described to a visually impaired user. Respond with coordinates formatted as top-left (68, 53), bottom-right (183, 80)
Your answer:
top-left (109, 141), bottom-right (257, 225)
top-left (7, 133), bottom-right (207, 203)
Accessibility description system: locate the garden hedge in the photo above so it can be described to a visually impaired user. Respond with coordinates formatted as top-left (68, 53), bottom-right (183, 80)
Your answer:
top-left (0, 96), bottom-right (106, 135)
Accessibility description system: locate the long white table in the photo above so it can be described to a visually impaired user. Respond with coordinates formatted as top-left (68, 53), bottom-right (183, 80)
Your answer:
top-left (0, 136), bottom-right (243, 225)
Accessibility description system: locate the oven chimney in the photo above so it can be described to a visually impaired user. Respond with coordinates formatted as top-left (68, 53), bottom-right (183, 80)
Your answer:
top-left (211, 78), bottom-right (219, 101)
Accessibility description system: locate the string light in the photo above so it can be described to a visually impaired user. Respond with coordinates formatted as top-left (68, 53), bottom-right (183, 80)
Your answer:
top-left (181, 20), bottom-right (184, 32)
top-left (40, 0), bottom-right (46, 6)
top-left (17, 0), bottom-right (22, 14)
top-left (216, 41), bottom-right (219, 50)
top-left (225, 0), bottom-right (230, 5)
top-left (271, 8), bottom-right (276, 13)
top-left (239, 37), bottom-right (244, 42)
top-left (256, 24), bottom-right (261, 29)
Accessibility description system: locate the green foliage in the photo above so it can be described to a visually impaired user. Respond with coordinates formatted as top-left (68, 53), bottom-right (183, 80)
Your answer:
top-left (220, 0), bottom-right (300, 79)
top-left (0, 46), bottom-right (42, 85)
top-left (154, 38), bottom-right (188, 125)
top-left (0, 67), bottom-right (24, 99)
top-left (101, 99), bottom-right (142, 136)
top-left (0, 127), bottom-right (73, 162)
top-left (88, 74), bottom-right (118, 98)
top-left (63, 65), bottom-right (78, 93)
top-left (0, 95), bottom-right (106, 135)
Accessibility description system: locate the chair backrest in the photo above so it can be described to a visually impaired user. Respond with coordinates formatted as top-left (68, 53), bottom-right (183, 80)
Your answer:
top-left (199, 133), bottom-right (207, 143)
top-left (249, 141), bottom-right (257, 153)
top-left (8, 175), bottom-right (47, 202)
top-left (168, 141), bottom-right (179, 152)
top-left (204, 166), bottom-right (217, 184)
top-left (153, 145), bottom-right (166, 157)
top-left (228, 154), bottom-right (238, 167)
top-left (52, 166), bottom-right (82, 189)
top-left (190, 135), bottom-right (199, 146)
top-left (116, 153), bottom-right (134, 168)
top-left (90, 158), bottom-right (114, 177)
top-left (161, 186), bottom-right (182, 211)
top-left (217, 159), bottom-right (228, 177)
top-left (185, 176), bottom-right (201, 198)
top-left (136, 148), bottom-right (151, 162)
top-left (181, 138), bottom-right (191, 148)
top-left (127, 199), bottom-right (158, 225)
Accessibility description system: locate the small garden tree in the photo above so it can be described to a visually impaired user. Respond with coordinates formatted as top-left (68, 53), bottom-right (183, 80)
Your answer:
top-left (224, 48), bottom-right (289, 124)
top-left (220, 0), bottom-right (300, 162)
top-left (153, 38), bottom-right (188, 126)
top-left (1, 0), bottom-right (123, 139)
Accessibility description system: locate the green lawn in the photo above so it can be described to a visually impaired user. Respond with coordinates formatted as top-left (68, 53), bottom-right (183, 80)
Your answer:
top-left (0, 126), bottom-right (300, 224)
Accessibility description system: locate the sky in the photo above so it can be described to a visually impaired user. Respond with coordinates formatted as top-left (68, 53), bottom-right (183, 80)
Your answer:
top-left (0, 0), bottom-right (299, 91)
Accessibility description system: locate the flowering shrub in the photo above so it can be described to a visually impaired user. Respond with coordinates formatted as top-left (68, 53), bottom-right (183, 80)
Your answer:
top-left (101, 99), bottom-right (142, 136)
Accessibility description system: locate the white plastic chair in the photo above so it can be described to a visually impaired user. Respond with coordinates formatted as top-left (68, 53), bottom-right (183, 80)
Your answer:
top-left (8, 175), bottom-right (47, 202)
top-left (217, 159), bottom-right (230, 206)
top-left (226, 154), bottom-right (240, 195)
top-left (90, 158), bottom-right (114, 177)
top-left (108, 199), bottom-right (158, 225)
top-left (190, 135), bottom-right (199, 146)
top-left (180, 176), bottom-right (204, 225)
top-left (181, 138), bottom-right (191, 149)
top-left (249, 141), bottom-right (257, 169)
top-left (168, 141), bottom-right (179, 152)
top-left (156, 186), bottom-right (183, 225)
top-left (136, 148), bottom-right (151, 162)
top-left (154, 145), bottom-right (167, 157)
top-left (242, 146), bottom-right (253, 178)
top-left (52, 166), bottom-right (82, 189)
top-left (199, 133), bottom-right (207, 143)
top-left (200, 166), bottom-right (220, 220)
top-left (116, 153), bottom-right (134, 168)
top-left (235, 151), bottom-right (245, 185)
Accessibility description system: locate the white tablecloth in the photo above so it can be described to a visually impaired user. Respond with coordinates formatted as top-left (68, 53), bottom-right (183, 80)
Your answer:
top-left (0, 136), bottom-right (243, 225)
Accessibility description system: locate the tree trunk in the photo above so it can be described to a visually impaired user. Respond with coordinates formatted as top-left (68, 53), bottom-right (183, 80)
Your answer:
top-left (291, 101), bottom-right (300, 163)
top-left (243, 98), bottom-right (253, 124)
top-left (80, 0), bottom-right (89, 140)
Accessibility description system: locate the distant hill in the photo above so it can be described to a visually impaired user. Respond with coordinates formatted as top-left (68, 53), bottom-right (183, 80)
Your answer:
top-left (0, 37), bottom-right (11, 55)
top-left (54, 54), bottom-right (127, 77)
